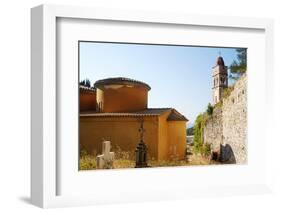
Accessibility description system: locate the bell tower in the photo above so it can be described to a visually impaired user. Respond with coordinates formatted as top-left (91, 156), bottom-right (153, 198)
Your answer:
top-left (212, 56), bottom-right (228, 104)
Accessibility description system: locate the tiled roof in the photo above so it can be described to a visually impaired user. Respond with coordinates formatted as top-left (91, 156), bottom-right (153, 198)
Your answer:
top-left (81, 112), bottom-right (158, 118)
top-left (80, 85), bottom-right (96, 93)
top-left (133, 108), bottom-right (172, 115)
top-left (94, 77), bottom-right (151, 91)
top-left (80, 108), bottom-right (171, 117)
top-left (80, 108), bottom-right (188, 122)
top-left (167, 109), bottom-right (189, 121)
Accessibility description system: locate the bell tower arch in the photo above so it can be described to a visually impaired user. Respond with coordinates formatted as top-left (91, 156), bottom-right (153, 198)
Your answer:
top-left (212, 56), bottom-right (228, 104)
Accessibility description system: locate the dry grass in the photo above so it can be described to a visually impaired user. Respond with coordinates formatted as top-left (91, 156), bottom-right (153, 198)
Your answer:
top-left (79, 146), bottom-right (218, 170)
top-left (188, 153), bottom-right (217, 165)
top-left (80, 155), bottom-right (97, 170)
top-left (113, 160), bottom-right (135, 169)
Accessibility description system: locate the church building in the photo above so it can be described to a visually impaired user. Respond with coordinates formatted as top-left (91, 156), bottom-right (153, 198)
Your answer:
top-left (212, 56), bottom-right (228, 104)
top-left (79, 77), bottom-right (188, 161)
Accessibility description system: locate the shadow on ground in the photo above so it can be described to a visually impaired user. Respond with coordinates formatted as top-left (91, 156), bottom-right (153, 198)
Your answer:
top-left (18, 196), bottom-right (31, 205)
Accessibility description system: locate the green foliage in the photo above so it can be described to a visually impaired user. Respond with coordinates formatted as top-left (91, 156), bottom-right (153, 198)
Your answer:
top-left (201, 143), bottom-right (211, 157)
top-left (187, 127), bottom-right (194, 135)
top-left (80, 155), bottom-right (97, 170)
top-left (222, 86), bottom-right (234, 99)
top-left (229, 48), bottom-right (247, 79)
top-left (214, 100), bottom-right (222, 108)
top-left (206, 103), bottom-right (213, 116)
top-left (79, 78), bottom-right (91, 87)
top-left (193, 113), bottom-right (208, 154)
top-left (80, 149), bottom-right (88, 157)
top-left (213, 87), bottom-right (234, 110)
top-left (194, 103), bottom-right (215, 155)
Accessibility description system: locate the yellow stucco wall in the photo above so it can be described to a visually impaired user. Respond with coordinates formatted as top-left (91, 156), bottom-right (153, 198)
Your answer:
top-left (80, 114), bottom-right (187, 161)
top-left (80, 116), bottom-right (159, 159)
top-left (157, 111), bottom-right (187, 160)
top-left (167, 121), bottom-right (187, 160)
top-left (157, 111), bottom-right (170, 160)
top-left (96, 85), bottom-right (148, 113)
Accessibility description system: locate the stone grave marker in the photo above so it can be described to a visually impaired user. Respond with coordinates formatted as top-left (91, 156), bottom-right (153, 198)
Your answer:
top-left (96, 141), bottom-right (114, 169)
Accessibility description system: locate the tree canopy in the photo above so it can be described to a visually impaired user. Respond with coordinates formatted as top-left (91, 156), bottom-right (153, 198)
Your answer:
top-left (206, 103), bottom-right (213, 116)
top-left (80, 79), bottom-right (91, 87)
top-left (229, 48), bottom-right (247, 79)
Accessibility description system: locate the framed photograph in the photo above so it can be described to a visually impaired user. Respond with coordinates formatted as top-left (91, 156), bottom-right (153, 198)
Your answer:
top-left (31, 4), bottom-right (274, 208)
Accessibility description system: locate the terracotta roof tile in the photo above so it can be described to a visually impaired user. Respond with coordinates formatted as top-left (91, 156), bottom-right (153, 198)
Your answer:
top-left (80, 108), bottom-right (188, 122)
top-left (79, 85), bottom-right (96, 93)
top-left (167, 109), bottom-right (189, 121)
top-left (80, 108), bottom-right (171, 117)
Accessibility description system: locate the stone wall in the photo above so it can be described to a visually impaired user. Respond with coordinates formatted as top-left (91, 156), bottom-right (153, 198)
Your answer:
top-left (204, 75), bottom-right (247, 164)
top-left (204, 107), bottom-right (223, 152)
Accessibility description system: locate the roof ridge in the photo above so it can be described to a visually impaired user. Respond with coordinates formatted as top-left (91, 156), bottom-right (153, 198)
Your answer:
top-left (145, 107), bottom-right (173, 110)
top-left (94, 77), bottom-right (151, 91)
top-left (167, 109), bottom-right (189, 122)
top-left (79, 85), bottom-right (96, 92)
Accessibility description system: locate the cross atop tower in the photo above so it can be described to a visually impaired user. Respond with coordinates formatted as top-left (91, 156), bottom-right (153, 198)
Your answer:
top-left (212, 56), bottom-right (228, 104)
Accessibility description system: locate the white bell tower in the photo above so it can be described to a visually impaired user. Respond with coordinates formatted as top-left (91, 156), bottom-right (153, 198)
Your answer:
top-left (212, 56), bottom-right (228, 104)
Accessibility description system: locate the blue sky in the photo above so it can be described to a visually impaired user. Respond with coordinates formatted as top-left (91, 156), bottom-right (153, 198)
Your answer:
top-left (79, 42), bottom-right (239, 126)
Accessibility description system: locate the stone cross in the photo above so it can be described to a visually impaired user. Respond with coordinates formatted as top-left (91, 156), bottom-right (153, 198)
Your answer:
top-left (96, 141), bottom-right (114, 169)
top-left (135, 120), bottom-right (148, 168)
top-left (138, 121), bottom-right (145, 142)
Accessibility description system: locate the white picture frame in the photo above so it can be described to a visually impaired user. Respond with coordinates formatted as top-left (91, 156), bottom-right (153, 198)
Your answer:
top-left (31, 4), bottom-right (274, 208)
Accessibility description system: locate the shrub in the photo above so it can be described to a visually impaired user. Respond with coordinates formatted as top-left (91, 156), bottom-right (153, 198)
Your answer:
top-left (201, 143), bottom-right (211, 157)
top-left (80, 155), bottom-right (97, 170)
top-left (222, 86), bottom-right (234, 99)
top-left (80, 148), bottom-right (88, 157)
top-left (193, 113), bottom-right (208, 154)
top-left (111, 145), bottom-right (135, 160)
top-left (206, 103), bottom-right (213, 116)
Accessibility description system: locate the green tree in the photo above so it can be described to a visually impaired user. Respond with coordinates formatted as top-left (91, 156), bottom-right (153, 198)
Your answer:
top-left (80, 79), bottom-right (91, 87)
top-left (229, 48), bottom-right (247, 79)
top-left (187, 127), bottom-right (194, 135)
top-left (206, 103), bottom-right (213, 116)
top-left (193, 110), bottom-right (212, 154)
top-left (193, 114), bottom-right (205, 153)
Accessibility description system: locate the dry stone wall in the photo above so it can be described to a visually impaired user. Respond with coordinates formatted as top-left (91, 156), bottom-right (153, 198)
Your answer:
top-left (204, 75), bottom-right (247, 164)
top-left (204, 107), bottom-right (223, 152)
